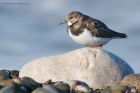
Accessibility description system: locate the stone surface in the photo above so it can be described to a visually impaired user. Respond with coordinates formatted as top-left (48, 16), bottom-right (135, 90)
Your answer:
top-left (0, 85), bottom-right (28, 93)
top-left (0, 80), bottom-right (16, 87)
top-left (19, 47), bottom-right (134, 89)
top-left (32, 87), bottom-right (59, 93)
top-left (53, 82), bottom-right (70, 93)
top-left (32, 88), bottom-right (47, 93)
top-left (20, 77), bottom-right (42, 92)
top-left (63, 80), bottom-right (92, 92)
top-left (121, 73), bottom-right (140, 90)
top-left (42, 85), bottom-right (60, 93)
top-left (0, 70), bottom-right (10, 81)
top-left (10, 70), bottom-right (19, 79)
top-left (97, 85), bottom-right (133, 93)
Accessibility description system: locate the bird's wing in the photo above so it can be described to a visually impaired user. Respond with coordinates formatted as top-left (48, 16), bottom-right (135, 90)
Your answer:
top-left (84, 16), bottom-right (127, 38)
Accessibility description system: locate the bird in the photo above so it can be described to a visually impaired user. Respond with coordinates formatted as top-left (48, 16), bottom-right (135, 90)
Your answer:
top-left (64, 11), bottom-right (127, 48)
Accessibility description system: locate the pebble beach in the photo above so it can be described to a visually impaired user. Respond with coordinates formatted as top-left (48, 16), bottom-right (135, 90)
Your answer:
top-left (0, 69), bottom-right (140, 93)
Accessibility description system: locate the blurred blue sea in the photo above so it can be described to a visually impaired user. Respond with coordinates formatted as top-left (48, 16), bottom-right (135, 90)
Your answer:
top-left (0, 0), bottom-right (140, 72)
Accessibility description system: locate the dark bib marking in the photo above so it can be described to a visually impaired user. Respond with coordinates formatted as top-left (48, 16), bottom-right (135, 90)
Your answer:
top-left (68, 22), bottom-right (84, 36)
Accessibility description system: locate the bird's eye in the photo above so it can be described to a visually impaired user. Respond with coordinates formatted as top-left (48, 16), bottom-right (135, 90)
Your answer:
top-left (69, 17), bottom-right (73, 19)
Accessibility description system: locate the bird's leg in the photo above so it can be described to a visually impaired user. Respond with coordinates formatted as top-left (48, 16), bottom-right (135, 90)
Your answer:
top-left (93, 45), bottom-right (102, 54)
top-left (97, 44), bottom-right (102, 49)
top-left (94, 44), bottom-right (102, 50)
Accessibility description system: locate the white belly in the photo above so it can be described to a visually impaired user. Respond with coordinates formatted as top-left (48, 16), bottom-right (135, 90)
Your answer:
top-left (68, 29), bottom-right (112, 47)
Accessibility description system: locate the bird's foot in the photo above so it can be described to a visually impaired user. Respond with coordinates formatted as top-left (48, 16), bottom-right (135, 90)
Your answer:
top-left (93, 45), bottom-right (102, 50)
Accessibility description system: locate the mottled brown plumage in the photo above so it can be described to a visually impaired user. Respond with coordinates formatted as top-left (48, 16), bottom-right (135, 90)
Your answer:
top-left (66, 11), bottom-right (127, 38)
top-left (65, 11), bottom-right (127, 47)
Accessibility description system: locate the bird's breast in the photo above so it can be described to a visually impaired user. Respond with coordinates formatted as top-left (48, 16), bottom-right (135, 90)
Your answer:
top-left (68, 28), bottom-right (111, 47)
top-left (68, 26), bottom-right (84, 36)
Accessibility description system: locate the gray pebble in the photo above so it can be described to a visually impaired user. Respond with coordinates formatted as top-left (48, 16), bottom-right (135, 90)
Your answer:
top-left (32, 88), bottom-right (48, 93)
top-left (0, 70), bottom-right (10, 81)
top-left (63, 80), bottom-right (91, 93)
top-left (0, 80), bottom-right (16, 87)
top-left (42, 85), bottom-right (59, 93)
top-left (20, 77), bottom-right (42, 92)
top-left (10, 70), bottom-right (19, 79)
top-left (100, 86), bottom-right (112, 93)
top-left (32, 87), bottom-right (59, 93)
top-left (53, 82), bottom-right (70, 93)
top-left (121, 73), bottom-right (140, 90)
top-left (0, 85), bottom-right (28, 93)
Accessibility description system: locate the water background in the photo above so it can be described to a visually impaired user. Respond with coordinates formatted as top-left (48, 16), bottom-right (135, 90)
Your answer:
top-left (0, 0), bottom-right (140, 72)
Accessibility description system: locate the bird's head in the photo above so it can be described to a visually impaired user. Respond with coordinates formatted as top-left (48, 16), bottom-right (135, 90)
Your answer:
top-left (65, 11), bottom-right (84, 26)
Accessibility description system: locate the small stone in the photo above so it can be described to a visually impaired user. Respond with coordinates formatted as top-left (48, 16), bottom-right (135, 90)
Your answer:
top-left (0, 85), bottom-right (28, 93)
top-left (75, 85), bottom-right (93, 93)
top-left (10, 70), bottom-right (19, 79)
top-left (98, 85), bottom-right (137, 93)
top-left (0, 80), bottom-right (16, 87)
top-left (63, 80), bottom-right (91, 93)
top-left (32, 88), bottom-right (48, 93)
top-left (44, 79), bottom-right (53, 85)
top-left (42, 85), bottom-right (60, 93)
top-left (0, 85), bottom-right (3, 90)
top-left (100, 86), bottom-right (112, 93)
top-left (94, 86), bottom-right (123, 93)
top-left (111, 85), bottom-right (131, 93)
top-left (94, 89), bottom-right (103, 93)
top-left (44, 79), bottom-right (56, 86)
top-left (20, 77), bottom-right (42, 92)
top-left (53, 82), bottom-right (70, 93)
top-left (121, 73), bottom-right (140, 90)
top-left (12, 78), bottom-right (21, 84)
top-left (0, 70), bottom-right (10, 81)
top-left (20, 85), bottom-right (29, 93)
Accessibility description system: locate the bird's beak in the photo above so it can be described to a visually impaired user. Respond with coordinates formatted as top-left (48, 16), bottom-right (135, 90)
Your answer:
top-left (59, 19), bottom-right (67, 25)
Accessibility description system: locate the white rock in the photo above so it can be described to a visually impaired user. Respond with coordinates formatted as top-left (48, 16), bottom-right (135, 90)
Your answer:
top-left (19, 47), bottom-right (134, 89)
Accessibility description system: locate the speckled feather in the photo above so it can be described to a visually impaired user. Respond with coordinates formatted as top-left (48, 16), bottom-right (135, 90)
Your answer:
top-left (68, 12), bottom-right (127, 38)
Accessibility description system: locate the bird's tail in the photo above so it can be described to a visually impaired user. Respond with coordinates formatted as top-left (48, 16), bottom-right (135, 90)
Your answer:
top-left (116, 33), bottom-right (127, 38)
top-left (110, 30), bottom-right (128, 39)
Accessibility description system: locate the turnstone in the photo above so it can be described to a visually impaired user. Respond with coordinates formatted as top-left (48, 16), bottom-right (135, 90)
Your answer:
top-left (64, 11), bottom-right (127, 48)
